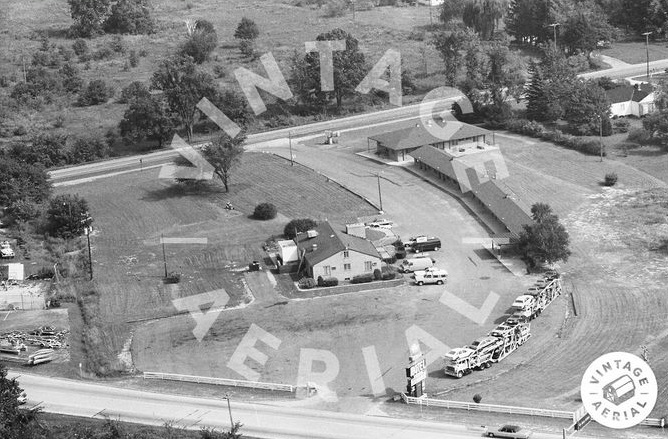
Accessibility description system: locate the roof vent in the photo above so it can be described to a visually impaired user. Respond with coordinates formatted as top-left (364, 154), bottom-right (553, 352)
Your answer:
top-left (306, 230), bottom-right (319, 238)
top-left (311, 243), bottom-right (318, 251)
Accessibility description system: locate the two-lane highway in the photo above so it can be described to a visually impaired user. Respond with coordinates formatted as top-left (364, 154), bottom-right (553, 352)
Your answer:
top-left (10, 371), bottom-right (568, 439)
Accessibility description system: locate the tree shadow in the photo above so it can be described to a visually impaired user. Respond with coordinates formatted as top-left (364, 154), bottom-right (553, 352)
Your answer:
top-left (141, 182), bottom-right (227, 202)
top-left (625, 145), bottom-right (666, 157)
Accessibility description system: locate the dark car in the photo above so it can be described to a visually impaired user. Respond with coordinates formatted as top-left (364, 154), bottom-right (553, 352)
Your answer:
top-left (485, 424), bottom-right (532, 439)
top-left (411, 238), bottom-right (441, 252)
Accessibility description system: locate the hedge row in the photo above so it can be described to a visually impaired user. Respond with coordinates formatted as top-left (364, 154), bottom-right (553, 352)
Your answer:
top-left (503, 118), bottom-right (606, 157)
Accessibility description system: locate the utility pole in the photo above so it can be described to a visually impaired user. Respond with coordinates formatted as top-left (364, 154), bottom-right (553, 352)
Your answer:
top-left (352, 0), bottom-right (355, 20)
top-left (85, 227), bottom-right (93, 280)
top-left (597, 114), bottom-right (603, 162)
top-left (161, 234), bottom-right (168, 278)
top-left (642, 31), bottom-right (653, 80)
top-left (377, 173), bottom-right (384, 214)
top-left (548, 23), bottom-right (560, 50)
top-left (288, 131), bottom-right (294, 166)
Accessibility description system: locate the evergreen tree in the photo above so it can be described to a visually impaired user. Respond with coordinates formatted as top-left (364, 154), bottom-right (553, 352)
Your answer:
top-left (525, 60), bottom-right (548, 121)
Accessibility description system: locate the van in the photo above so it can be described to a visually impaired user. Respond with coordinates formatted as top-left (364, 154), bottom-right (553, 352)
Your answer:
top-left (398, 257), bottom-right (435, 273)
top-left (414, 269), bottom-right (448, 285)
top-left (411, 238), bottom-right (441, 252)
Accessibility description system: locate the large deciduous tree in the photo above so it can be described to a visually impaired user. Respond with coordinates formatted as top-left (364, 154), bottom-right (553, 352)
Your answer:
top-left (290, 28), bottom-right (367, 109)
top-left (119, 96), bottom-right (174, 148)
top-left (433, 28), bottom-right (471, 86)
top-left (462, 0), bottom-right (509, 40)
top-left (202, 133), bottom-right (246, 192)
top-left (45, 194), bottom-right (93, 239)
top-left (518, 203), bottom-right (571, 269)
top-left (67, 0), bottom-right (111, 37)
top-left (180, 19), bottom-right (218, 64)
top-left (151, 55), bottom-right (218, 141)
top-left (0, 157), bottom-right (51, 207)
top-left (560, 0), bottom-right (616, 56)
top-left (564, 80), bottom-right (611, 134)
top-left (104, 0), bottom-right (155, 34)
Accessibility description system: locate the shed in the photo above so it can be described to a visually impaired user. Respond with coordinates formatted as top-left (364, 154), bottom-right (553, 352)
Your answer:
top-left (277, 240), bottom-right (299, 263)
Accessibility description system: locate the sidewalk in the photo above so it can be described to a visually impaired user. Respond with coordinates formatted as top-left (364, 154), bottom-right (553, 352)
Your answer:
top-left (358, 152), bottom-right (527, 276)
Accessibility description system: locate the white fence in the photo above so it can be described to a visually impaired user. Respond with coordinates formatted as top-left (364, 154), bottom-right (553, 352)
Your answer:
top-left (143, 371), bottom-right (295, 393)
top-left (402, 394), bottom-right (572, 419)
top-left (402, 394), bottom-right (666, 428)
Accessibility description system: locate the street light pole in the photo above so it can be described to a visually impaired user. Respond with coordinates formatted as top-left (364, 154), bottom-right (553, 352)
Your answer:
top-left (548, 23), bottom-right (560, 50)
top-left (642, 31), bottom-right (653, 80)
top-left (161, 234), bottom-right (168, 278)
top-left (224, 393), bottom-right (234, 429)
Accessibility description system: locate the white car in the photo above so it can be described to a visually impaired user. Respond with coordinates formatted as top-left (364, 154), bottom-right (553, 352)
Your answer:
top-left (1, 247), bottom-right (15, 259)
top-left (366, 219), bottom-right (394, 229)
top-left (511, 295), bottom-right (534, 310)
top-left (414, 269), bottom-right (448, 286)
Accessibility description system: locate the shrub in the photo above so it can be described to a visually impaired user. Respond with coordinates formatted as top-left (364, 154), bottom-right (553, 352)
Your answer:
top-left (69, 135), bottom-right (109, 163)
top-left (325, 0), bottom-right (348, 17)
top-left (13, 125), bottom-right (27, 136)
top-left (604, 172), bottom-right (618, 186)
top-left (6, 199), bottom-right (41, 223)
top-left (128, 49), bottom-right (139, 67)
top-left (213, 63), bottom-right (226, 78)
top-left (627, 128), bottom-right (651, 144)
top-left (118, 81), bottom-right (151, 104)
top-left (298, 277), bottom-right (317, 289)
top-left (180, 26), bottom-right (218, 64)
top-left (165, 271), bottom-right (181, 284)
top-left (473, 394), bottom-right (482, 404)
top-left (253, 202), bottom-right (277, 220)
top-left (317, 275), bottom-right (338, 287)
top-left (109, 35), bottom-right (127, 53)
top-left (72, 38), bottom-right (89, 56)
top-left (613, 119), bottom-right (630, 134)
top-left (239, 39), bottom-right (255, 58)
top-left (284, 218), bottom-right (317, 239)
top-left (373, 268), bottom-right (382, 280)
top-left (92, 46), bottom-right (115, 61)
top-left (77, 79), bottom-right (113, 106)
top-left (381, 266), bottom-right (397, 280)
top-left (351, 273), bottom-right (374, 284)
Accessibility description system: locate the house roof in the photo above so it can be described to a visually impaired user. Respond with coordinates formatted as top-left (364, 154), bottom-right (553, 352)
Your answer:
top-left (294, 221), bottom-right (381, 266)
top-left (606, 83), bottom-right (654, 104)
top-left (369, 123), bottom-right (490, 151)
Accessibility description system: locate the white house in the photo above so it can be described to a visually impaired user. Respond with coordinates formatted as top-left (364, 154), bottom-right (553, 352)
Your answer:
top-left (606, 83), bottom-right (655, 118)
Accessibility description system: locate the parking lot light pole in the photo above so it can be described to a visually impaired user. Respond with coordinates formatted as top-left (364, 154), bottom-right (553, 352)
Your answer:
top-left (642, 31), bottom-right (653, 80)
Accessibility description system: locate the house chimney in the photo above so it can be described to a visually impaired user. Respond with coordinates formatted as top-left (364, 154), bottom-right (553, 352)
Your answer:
top-left (311, 243), bottom-right (318, 252)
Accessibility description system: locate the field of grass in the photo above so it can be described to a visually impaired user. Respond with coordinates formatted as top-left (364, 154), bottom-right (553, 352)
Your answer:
top-left (56, 151), bottom-right (375, 373)
top-left (0, 0), bottom-right (443, 146)
top-left (601, 40), bottom-right (668, 64)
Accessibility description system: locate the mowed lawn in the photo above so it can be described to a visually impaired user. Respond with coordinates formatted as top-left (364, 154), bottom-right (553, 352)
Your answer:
top-left (58, 152), bottom-right (376, 364)
top-left (601, 41), bottom-right (668, 64)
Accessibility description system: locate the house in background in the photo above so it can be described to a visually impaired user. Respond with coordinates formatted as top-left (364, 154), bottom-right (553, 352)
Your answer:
top-left (294, 221), bottom-right (382, 281)
top-left (606, 83), bottom-right (655, 118)
top-left (368, 122), bottom-right (493, 162)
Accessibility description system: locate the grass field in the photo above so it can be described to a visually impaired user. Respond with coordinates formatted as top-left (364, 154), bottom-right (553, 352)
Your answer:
top-left (601, 40), bottom-right (668, 64)
top-left (0, 0), bottom-right (442, 144)
top-left (57, 151), bottom-right (376, 373)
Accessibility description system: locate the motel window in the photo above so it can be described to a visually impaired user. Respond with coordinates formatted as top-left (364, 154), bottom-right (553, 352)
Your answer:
top-left (364, 261), bottom-right (373, 271)
top-left (344, 263), bottom-right (351, 271)
top-left (343, 250), bottom-right (350, 258)
top-left (324, 266), bottom-right (331, 276)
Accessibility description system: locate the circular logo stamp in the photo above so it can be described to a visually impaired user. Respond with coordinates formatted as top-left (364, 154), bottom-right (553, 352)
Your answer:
top-left (580, 352), bottom-right (658, 429)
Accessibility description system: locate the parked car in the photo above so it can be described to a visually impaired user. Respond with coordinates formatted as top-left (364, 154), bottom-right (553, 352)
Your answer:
top-left (398, 257), bottom-right (435, 273)
top-left (411, 237), bottom-right (441, 252)
top-left (1, 247), bottom-right (15, 259)
top-left (414, 268), bottom-right (448, 286)
top-left (467, 336), bottom-right (501, 354)
top-left (511, 295), bottom-right (535, 310)
top-left (365, 218), bottom-right (393, 229)
top-left (485, 424), bottom-right (532, 438)
top-left (404, 235), bottom-right (428, 248)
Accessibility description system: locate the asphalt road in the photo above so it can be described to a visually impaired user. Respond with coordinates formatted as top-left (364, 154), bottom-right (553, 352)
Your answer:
top-left (10, 371), bottom-right (569, 439)
top-left (579, 58), bottom-right (668, 80)
top-left (49, 98), bottom-right (450, 186)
